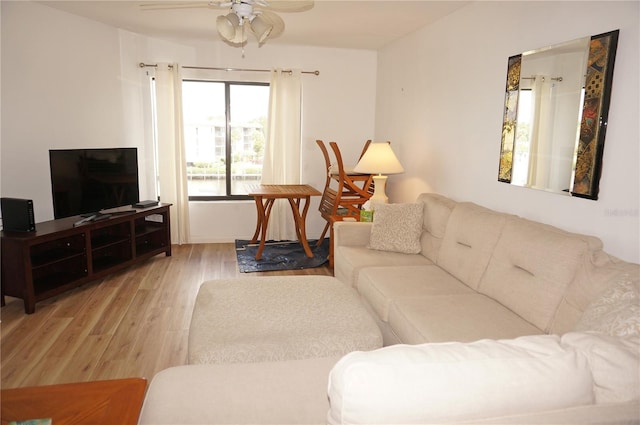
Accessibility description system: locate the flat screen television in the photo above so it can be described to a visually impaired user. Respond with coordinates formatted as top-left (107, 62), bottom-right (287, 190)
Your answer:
top-left (49, 148), bottom-right (140, 219)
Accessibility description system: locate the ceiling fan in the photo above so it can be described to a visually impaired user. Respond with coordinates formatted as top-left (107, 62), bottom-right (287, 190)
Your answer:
top-left (140, 0), bottom-right (314, 46)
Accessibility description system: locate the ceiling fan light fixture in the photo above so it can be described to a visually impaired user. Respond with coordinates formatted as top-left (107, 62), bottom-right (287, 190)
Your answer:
top-left (216, 12), bottom-right (241, 42)
top-left (208, 0), bottom-right (312, 50)
top-left (229, 24), bottom-right (248, 44)
top-left (250, 15), bottom-right (273, 44)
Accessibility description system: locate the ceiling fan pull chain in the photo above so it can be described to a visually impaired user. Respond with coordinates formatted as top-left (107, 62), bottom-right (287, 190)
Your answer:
top-left (242, 23), bottom-right (246, 58)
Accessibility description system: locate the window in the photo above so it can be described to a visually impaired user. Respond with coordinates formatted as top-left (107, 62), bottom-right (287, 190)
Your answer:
top-left (182, 80), bottom-right (269, 200)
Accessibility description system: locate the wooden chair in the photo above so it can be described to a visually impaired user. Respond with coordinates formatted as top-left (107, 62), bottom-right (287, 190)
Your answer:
top-left (316, 140), bottom-right (374, 247)
top-left (329, 141), bottom-right (374, 214)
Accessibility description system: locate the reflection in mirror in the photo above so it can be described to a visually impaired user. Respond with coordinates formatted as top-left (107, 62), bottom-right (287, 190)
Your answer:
top-left (498, 30), bottom-right (619, 200)
top-left (512, 37), bottom-right (589, 192)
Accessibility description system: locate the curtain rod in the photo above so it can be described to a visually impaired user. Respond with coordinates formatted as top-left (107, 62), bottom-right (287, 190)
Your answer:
top-left (139, 62), bottom-right (319, 76)
top-left (521, 75), bottom-right (563, 82)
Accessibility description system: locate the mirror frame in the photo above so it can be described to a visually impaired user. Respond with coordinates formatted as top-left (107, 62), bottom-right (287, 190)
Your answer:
top-left (498, 30), bottom-right (619, 200)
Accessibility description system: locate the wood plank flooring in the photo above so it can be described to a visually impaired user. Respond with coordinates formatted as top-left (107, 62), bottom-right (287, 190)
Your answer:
top-left (1, 243), bottom-right (332, 389)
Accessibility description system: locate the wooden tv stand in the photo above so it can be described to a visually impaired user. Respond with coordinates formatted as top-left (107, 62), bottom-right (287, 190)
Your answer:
top-left (1, 204), bottom-right (171, 314)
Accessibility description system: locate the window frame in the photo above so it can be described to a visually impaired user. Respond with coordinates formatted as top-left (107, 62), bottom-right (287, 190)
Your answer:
top-left (183, 79), bottom-right (269, 201)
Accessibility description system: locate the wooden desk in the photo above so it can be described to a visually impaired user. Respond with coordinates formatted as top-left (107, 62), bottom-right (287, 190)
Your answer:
top-left (247, 184), bottom-right (321, 260)
top-left (0, 378), bottom-right (147, 425)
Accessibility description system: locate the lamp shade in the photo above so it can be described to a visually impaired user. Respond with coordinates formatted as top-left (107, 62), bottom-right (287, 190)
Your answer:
top-left (250, 15), bottom-right (273, 44)
top-left (217, 13), bottom-right (243, 42)
top-left (353, 142), bottom-right (404, 175)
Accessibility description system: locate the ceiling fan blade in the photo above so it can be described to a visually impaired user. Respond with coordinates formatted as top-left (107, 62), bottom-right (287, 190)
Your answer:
top-left (139, 1), bottom-right (227, 10)
top-left (207, 1), bottom-right (234, 7)
top-left (260, 0), bottom-right (314, 13)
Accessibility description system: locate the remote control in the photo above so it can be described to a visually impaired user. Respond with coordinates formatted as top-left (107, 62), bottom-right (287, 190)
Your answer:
top-left (92, 214), bottom-right (111, 221)
top-left (73, 214), bottom-right (97, 227)
top-left (133, 200), bottom-right (159, 208)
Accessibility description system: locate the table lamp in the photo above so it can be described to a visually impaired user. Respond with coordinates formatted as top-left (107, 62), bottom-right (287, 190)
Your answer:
top-left (353, 142), bottom-right (404, 204)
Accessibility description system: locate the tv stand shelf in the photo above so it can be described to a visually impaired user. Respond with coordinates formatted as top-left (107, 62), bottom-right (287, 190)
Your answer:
top-left (1, 204), bottom-right (171, 314)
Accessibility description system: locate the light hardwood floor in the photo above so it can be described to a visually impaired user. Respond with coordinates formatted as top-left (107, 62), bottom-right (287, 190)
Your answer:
top-left (0, 243), bottom-right (332, 389)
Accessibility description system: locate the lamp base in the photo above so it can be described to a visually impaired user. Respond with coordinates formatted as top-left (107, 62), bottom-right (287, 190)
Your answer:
top-left (369, 175), bottom-right (389, 205)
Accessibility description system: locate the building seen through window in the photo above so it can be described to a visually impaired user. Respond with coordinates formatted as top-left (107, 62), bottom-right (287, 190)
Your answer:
top-left (182, 80), bottom-right (269, 199)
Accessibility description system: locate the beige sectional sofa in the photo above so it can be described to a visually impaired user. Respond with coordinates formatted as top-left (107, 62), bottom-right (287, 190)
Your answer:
top-left (334, 193), bottom-right (627, 344)
top-left (328, 193), bottom-right (639, 423)
top-left (139, 193), bottom-right (639, 424)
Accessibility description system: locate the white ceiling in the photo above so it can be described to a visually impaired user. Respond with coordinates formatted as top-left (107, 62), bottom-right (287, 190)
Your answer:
top-left (37, 0), bottom-right (471, 50)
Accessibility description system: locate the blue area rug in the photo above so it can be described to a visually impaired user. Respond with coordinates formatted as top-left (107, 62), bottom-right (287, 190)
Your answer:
top-left (235, 238), bottom-right (330, 273)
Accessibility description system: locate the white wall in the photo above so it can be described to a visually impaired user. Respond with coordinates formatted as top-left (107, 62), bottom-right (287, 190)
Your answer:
top-left (376, 1), bottom-right (639, 263)
top-left (1, 1), bottom-right (377, 242)
top-left (174, 40), bottom-right (378, 242)
top-left (2, 1), bottom-right (134, 222)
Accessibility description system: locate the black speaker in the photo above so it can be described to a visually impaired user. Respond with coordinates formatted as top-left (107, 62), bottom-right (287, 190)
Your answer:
top-left (1, 198), bottom-right (36, 232)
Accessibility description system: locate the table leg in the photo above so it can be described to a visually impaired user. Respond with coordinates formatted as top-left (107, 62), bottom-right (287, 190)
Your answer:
top-left (291, 198), bottom-right (303, 241)
top-left (288, 196), bottom-right (314, 258)
top-left (250, 196), bottom-right (264, 244)
top-left (251, 197), bottom-right (276, 260)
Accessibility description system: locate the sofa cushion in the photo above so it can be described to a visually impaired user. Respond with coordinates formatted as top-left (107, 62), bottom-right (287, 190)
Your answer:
top-left (368, 202), bottom-right (424, 254)
top-left (327, 335), bottom-right (594, 424)
top-left (334, 245), bottom-right (432, 288)
top-left (387, 293), bottom-right (542, 344)
top-left (356, 265), bottom-right (475, 322)
top-left (575, 270), bottom-right (640, 338)
top-left (478, 217), bottom-right (594, 332)
top-left (415, 193), bottom-right (457, 262)
top-left (436, 202), bottom-right (509, 290)
top-left (548, 249), bottom-right (621, 335)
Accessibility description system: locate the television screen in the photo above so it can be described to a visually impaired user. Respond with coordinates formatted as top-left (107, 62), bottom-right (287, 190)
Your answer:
top-left (49, 148), bottom-right (140, 219)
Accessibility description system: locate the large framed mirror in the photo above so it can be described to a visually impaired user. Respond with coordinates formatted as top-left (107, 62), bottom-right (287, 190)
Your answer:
top-left (498, 30), bottom-right (619, 200)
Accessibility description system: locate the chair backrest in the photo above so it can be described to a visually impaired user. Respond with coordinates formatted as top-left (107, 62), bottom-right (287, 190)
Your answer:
top-left (316, 139), bottom-right (333, 191)
top-left (329, 141), bottom-right (374, 216)
top-left (359, 139), bottom-right (372, 161)
top-left (316, 139), bottom-right (376, 219)
top-left (316, 140), bottom-right (342, 219)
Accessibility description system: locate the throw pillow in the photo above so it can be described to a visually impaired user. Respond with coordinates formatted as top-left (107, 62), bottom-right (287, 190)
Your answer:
top-left (575, 273), bottom-right (640, 338)
top-left (368, 203), bottom-right (423, 254)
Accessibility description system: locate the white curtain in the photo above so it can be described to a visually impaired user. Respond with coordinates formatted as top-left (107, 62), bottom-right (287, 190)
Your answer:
top-left (261, 69), bottom-right (302, 241)
top-left (154, 63), bottom-right (190, 244)
top-left (528, 75), bottom-right (555, 189)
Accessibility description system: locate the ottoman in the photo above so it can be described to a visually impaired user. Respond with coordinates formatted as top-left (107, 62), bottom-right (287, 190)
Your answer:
top-left (188, 275), bottom-right (383, 364)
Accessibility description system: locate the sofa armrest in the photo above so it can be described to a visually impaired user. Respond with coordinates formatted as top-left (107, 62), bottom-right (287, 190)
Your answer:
top-left (455, 400), bottom-right (640, 424)
top-left (139, 356), bottom-right (341, 425)
top-left (333, 221), bottom-right (372, 248)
